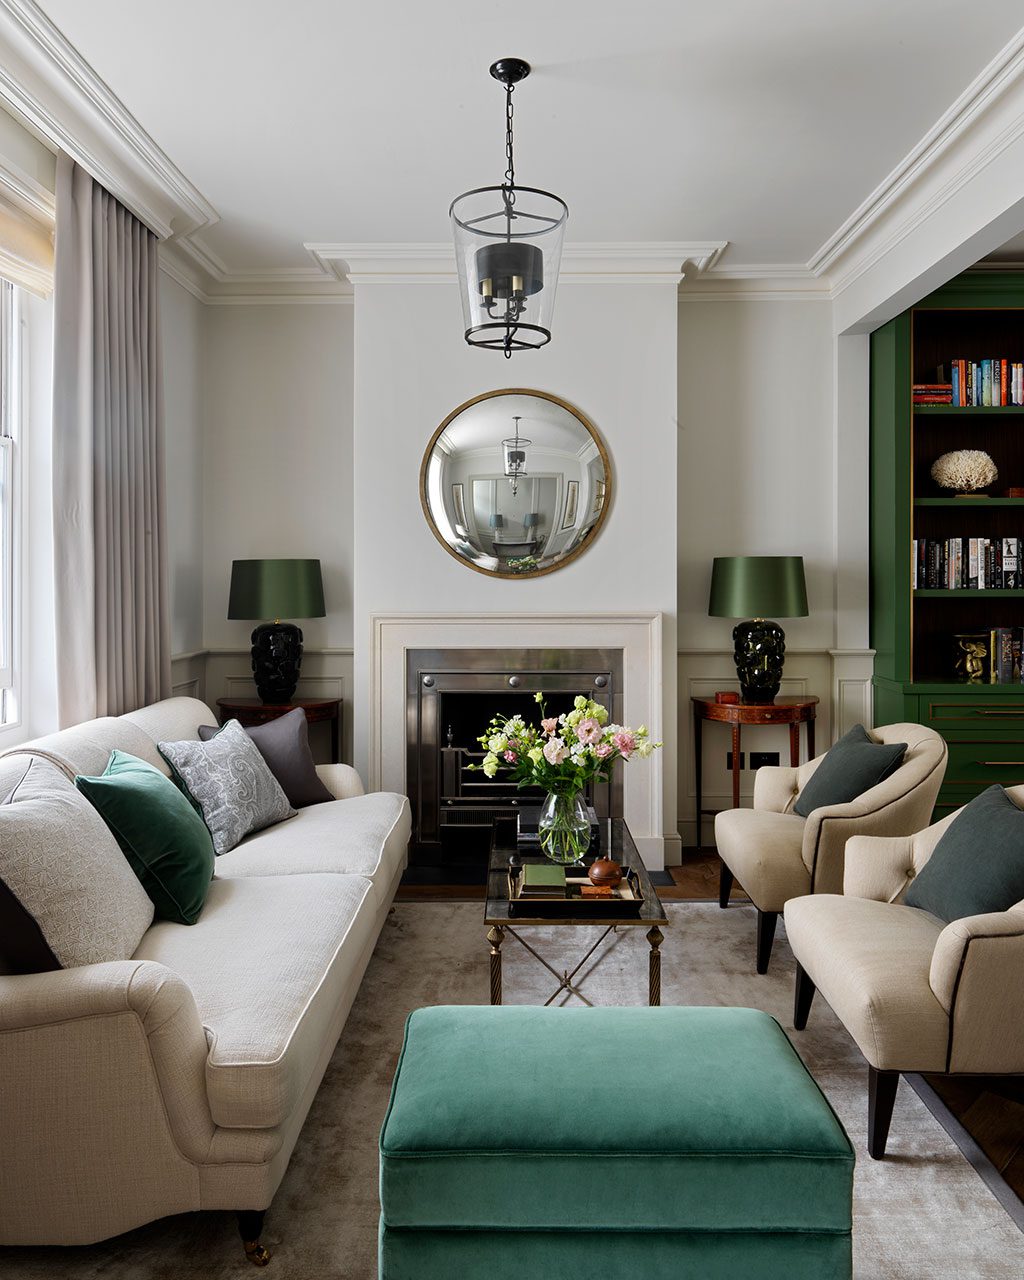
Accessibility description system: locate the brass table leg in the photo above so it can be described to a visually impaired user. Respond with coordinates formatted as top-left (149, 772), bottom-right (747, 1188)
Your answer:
top-left (488, 925), bottom-right (505, 1005)
top-left (647, 925), bottom-right (664, 1007)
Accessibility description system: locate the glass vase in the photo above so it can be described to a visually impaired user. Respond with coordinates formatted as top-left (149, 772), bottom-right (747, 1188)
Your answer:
top-left (538, 790), bottom-right (590, 865)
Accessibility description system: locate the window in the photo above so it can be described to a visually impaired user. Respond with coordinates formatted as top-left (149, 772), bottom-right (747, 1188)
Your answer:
top-left (0, 279), bottom-right (18, 725)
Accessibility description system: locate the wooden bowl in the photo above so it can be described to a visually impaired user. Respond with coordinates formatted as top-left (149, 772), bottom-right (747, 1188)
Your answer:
top-left (588, 857), bottom-right (623, 889)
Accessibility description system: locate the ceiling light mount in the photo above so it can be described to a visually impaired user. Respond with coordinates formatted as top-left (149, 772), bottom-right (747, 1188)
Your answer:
top-left (450, 57), bottom-right (568, 357)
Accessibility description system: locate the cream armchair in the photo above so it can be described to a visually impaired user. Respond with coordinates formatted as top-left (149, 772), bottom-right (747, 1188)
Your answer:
top-left (785, 790), bottom-right (1024, 1158)
top-left (714, 724), bottom-right (947, 972)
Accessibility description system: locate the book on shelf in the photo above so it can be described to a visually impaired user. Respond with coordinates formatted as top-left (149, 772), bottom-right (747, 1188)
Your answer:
top-left (912, 537), bottom-right (1020, 589)
top-left (935, 359), bottom-right (1024, 406)
top-left (989, 627), bottom-right (1024, 683)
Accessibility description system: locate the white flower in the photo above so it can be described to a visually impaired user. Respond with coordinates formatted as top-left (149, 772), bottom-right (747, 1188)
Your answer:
top-left (488, 734), bottom-right (508, 753)
top-left (543, 737), bottom-right (568, 765)
top-left (636, 739), bottom-right (654, 758)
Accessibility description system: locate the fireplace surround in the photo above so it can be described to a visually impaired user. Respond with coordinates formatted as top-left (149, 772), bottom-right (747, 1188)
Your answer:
top-left (406, 647), bottom-right (624, 864)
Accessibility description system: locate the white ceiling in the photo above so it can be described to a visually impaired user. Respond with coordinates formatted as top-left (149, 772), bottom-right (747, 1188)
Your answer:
top-left (33, 1), bottom-right (1024, 273)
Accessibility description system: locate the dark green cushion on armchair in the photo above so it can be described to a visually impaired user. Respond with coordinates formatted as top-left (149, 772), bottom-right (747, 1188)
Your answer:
top-left (793, 723), bottom-right (907, 818)
top-left (905, 785), bottom-right (1024, 923)
top-left (76, 750), bottom-right (215, 924)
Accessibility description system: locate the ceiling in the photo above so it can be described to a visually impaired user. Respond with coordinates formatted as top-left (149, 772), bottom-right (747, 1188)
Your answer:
top-left (33, 1), bottom-right (1024, 274)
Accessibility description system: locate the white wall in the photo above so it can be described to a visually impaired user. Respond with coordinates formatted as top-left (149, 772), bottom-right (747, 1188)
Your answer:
top-left (202, 303), bottom-right (354, 651)
top-left (352, 280), bottom-right (680, 852)
top-left (676, 297), bottom-right (838, 841)
top-left (160, 273), bottom-right (205, 654)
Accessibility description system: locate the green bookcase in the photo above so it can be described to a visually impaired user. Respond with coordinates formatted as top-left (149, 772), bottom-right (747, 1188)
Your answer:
top-left (870, 271), bottom-right (1024, 819)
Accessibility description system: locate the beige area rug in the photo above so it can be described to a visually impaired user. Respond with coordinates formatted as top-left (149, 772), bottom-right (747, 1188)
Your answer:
top-left (3, 901), bottom-right (1024, 1280)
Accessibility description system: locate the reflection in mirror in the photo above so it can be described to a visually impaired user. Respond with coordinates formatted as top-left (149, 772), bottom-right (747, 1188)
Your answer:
top-left (421, 390), bottom-right (611, 577)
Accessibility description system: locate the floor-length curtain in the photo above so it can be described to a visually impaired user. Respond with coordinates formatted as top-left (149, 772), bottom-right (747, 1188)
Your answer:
top-left (52, 152), bottom-right (171, 726)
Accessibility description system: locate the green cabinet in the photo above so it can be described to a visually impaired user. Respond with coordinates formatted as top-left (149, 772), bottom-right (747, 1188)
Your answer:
top-left (870, 272), bottom-right (1024, 816)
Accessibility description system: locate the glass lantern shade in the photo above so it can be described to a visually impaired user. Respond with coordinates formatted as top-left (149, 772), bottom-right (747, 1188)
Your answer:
top-left (450, 184), bottom-right (568, 353)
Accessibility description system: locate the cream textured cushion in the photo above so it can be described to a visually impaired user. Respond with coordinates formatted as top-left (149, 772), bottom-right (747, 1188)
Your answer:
top-left (785, 893), bottom-right (949, 1072)
top-left (0, 757), bottom-right (154, 969)
top-left (133, 873), bottom-right (376, 1129)
top-left (159, 720), bottom-right (295, 855)
top-left (217, 791), bottom-right (411, 909)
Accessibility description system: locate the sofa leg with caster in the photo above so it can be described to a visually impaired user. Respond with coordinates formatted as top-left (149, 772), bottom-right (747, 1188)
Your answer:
top-left (237, 1209), bottom-right (271, 1266)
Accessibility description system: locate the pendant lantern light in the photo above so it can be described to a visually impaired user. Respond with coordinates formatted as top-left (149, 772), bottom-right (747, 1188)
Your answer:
top-left (450, 59), bottom-right (568, 357)
top-left (502, 415), bottom-right (531, 495)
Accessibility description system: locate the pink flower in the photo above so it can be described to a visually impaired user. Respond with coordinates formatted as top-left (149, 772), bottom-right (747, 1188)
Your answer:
top-left (594, 742), bottom-right (614, 759)
top-left (503, 750), bottom-right (518, 764)
top-left (575, 716), bottom-right (602, 745)
top-left (612, 731), bottom-right (636, 760)
top-left (543, 737), bottom-right (568, 765)
top-left (541, 717), bottom-right (559, 736)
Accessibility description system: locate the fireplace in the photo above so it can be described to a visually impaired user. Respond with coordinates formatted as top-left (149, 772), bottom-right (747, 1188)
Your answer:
top-left (407, 647), bottom-right (623, 866)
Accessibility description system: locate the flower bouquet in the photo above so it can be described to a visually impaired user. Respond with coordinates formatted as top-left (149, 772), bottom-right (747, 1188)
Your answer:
top-left (471, 693), bottom-right (661, 864)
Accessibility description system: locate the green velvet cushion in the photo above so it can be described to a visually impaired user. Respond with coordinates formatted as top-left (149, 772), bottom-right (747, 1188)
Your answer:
top-left (379, 1227), bottom-right (852, 1280)
top-left (793, 723), bottom-right (906, 818)
top-left (380, 1006), bottom-right (853, 1235)
top-left (905, 785), bottom-right (1024, 923)
top-left (76, 750), bottom-right (215, 925)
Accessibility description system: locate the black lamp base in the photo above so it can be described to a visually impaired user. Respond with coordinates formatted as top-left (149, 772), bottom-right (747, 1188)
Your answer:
top-left (250, 622), bottom-right (304, 703)
top-left (733, 618), bottom-right (786, 704)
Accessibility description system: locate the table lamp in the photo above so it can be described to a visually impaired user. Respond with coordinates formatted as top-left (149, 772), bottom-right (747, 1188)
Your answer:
top-left (228, 559), bottom-right (326, 703)
top-left (708, 556), bottom-right (808, 704)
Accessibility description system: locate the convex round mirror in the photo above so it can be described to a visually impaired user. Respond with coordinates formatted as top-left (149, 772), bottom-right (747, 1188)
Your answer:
top-left (420, 389), bottom-right (611, 578)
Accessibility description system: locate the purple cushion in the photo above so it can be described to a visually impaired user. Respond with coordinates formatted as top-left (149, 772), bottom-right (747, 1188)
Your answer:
top-left (199, 708), bottom-right (334, 809)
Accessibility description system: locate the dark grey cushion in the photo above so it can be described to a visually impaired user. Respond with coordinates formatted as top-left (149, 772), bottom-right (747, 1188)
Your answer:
top-left (905, 786), bottom-right (1024, 923)
top-left (199, 707), bottom-right (333, 809)
top-left (792, 723), bottom-right (907, 818)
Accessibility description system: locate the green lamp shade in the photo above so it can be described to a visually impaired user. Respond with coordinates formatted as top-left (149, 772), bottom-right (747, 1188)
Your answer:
top-left (708, 556), bottom-right (808, 619)
top-left (227, 559), bottom-right (326, 621)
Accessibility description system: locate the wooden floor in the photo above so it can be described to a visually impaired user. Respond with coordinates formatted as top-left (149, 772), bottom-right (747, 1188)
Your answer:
top-left (398, 846), bottom-right (1022, 1203)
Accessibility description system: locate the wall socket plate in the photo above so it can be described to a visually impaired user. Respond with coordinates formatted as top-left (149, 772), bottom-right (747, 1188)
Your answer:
top-left (750, 751), bottom-right (781, 770)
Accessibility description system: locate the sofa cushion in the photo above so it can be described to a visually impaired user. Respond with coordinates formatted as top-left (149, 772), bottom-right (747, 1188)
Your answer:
top-left (75, 751), bottom-right (215, 925)
top-left (159, 720), bottom-right (295, 855)
top-left (713, 806), bottom-right (810, 910)
top-left (133, 873), bottom-right (376, 1129)
top-left (380, 1006), bottom-right (853, 1234)
top-left (0, 757), bottom-right (154, 972)
top-left (905, 785), bottom-right (1024, 923)
top-left (784, 894), bottom-right (949, 1071)
top-left (199, 709), bottom-right (333, 809)
top-left (215, 791), bottom-right (411, 909)
top-left (793, 723), bottom-right (907, 818)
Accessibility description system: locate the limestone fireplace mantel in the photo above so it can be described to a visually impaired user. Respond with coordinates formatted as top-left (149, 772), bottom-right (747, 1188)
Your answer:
top-left (368, 612), bottom-right (669, 868)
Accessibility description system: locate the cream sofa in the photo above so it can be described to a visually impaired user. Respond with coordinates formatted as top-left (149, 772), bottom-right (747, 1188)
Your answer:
top-left (0, 696), bottom-right (411, 1263)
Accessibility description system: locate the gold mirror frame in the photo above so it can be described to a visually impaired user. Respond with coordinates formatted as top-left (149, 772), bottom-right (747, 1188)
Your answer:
top-left (419, 388), bottom-right (612, 580)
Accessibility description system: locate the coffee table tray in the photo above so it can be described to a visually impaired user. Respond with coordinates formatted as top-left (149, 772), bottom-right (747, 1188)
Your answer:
top-left (506, 867), bottom-right (645, 918)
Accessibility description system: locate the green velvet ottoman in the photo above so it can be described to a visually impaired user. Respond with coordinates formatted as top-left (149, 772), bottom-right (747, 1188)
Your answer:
top-left (379, 1005), bottom-right (853, 1280)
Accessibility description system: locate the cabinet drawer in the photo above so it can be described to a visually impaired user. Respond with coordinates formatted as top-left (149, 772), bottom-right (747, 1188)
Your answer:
top-left (924, 698), bottom-right (1024, 727)
top-left (942, 741), bottom-right (1024, 789)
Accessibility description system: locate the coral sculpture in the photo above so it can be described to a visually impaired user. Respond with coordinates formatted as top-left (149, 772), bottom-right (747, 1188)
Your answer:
top-left (930, 450), bottom-right (998, 493)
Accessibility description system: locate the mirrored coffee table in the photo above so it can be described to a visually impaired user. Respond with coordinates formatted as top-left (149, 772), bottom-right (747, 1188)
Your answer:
top-left (485, 817), bottom-right (669, 1007)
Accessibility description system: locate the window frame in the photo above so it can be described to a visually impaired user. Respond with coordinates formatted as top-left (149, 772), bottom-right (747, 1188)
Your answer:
top-left (0, 279), bottom-right (21, 726)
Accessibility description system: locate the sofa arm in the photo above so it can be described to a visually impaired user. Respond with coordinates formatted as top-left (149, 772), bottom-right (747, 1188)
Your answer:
top-left (316, 762), bottom-right (365, 800)
top-left (842, 834), bottom-right (916, 901)
top-left (930, 906), bottom-right (1024, 1073)
top-left (0, 960), bottom-right (216, 1165)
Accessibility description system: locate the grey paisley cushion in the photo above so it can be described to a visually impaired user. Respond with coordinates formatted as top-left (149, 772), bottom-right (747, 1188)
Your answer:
top-left (159, 720), bottom-right (295, 855)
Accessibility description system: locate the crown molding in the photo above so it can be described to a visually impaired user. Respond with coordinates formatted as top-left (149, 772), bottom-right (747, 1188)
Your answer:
top-left (304, 240), bottom-right (729, 286)
top-left (682, 263), bottom-right (832, 301)
top-left (0, 0), bottom-right (217, 240)
top-left (809, 26), bottom-right (1024, 296)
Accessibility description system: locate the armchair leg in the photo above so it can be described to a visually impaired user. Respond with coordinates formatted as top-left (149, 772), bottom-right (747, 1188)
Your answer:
top-left (237, 1210), bottom-right (271, 1266)
top-left (793, 962), bottom-right (816, 1030)
top-left (718, 861), bottom-right (734, 909)
top-left (867, 1067), bottom-right (900, 1160)
top-left (755, 910), bottom-right (778, 974)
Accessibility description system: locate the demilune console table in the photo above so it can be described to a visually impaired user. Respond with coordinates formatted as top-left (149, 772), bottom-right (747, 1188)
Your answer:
top-left (692, 695), bottom-right (818, 849)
